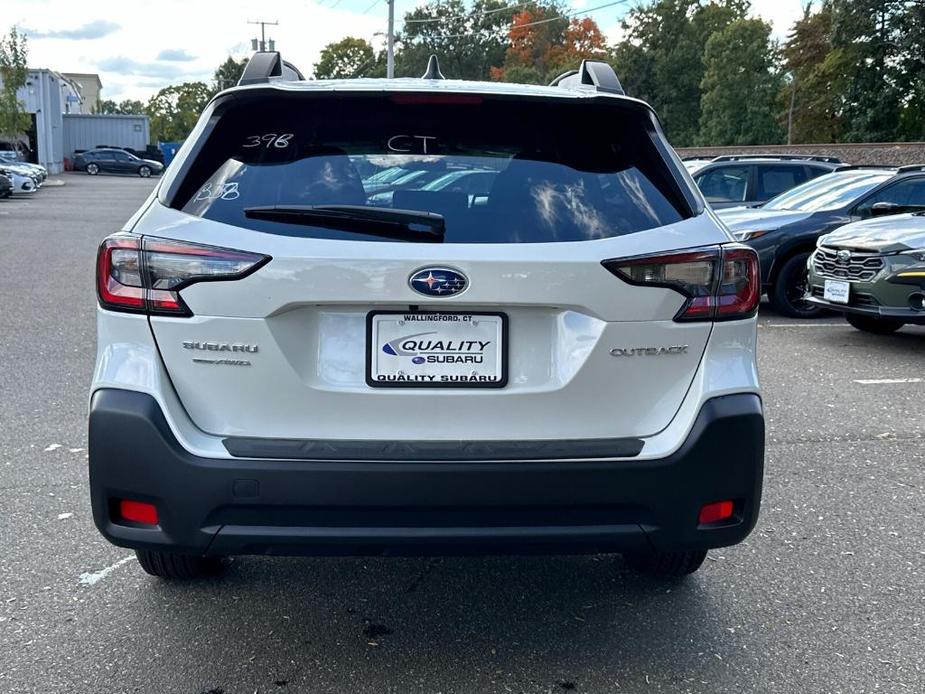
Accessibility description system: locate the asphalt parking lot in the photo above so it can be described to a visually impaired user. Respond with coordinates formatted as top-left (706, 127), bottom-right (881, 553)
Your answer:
top-left (1, 174), bottom-right (923, 694)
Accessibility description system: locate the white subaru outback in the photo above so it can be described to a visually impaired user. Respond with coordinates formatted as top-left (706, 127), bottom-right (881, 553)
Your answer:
top-left (89, 56), bottom-right (764, 580)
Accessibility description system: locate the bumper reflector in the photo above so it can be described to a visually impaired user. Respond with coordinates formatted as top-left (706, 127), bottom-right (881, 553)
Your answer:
top-left (698, 500), bottom-right (734, 525)
top-left (119, 499), bottom-right (159, 525)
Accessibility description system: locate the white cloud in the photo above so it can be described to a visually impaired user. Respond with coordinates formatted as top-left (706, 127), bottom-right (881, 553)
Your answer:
top-left (9, 0), bottom-right (812, 102)
top-left (9, 0), bottom-right (385, 100)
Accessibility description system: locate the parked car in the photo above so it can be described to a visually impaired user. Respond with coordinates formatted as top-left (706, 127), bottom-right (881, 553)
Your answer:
top-left (806, 212), bottom-right (925, 333)
top-left (74, 148), bottom-right (164, 177)
top-left (14, 162), bottom-right (47, 184)
top-left (89, 57), bottom-right (764, 581)
top-left (687, 155), bottom-right (841, 210)
top-left (717, 166), bottom-right (925, 317)
top-left (0, 165), bottom-right (37, 194)
top-left (0, 171), bottom-right (12, 199)
top-left (4, 162), bottom-right (45, 187)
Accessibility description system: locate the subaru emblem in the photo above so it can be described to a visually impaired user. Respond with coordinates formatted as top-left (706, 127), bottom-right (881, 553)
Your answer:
top-left (408, 267), bottom-right (468, 297)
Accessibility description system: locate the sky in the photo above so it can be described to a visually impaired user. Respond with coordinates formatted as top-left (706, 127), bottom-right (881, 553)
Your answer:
top-left (7, 0), bottom-right (811, 102)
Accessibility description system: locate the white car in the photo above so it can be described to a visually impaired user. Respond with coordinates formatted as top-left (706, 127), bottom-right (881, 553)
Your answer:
top-left (89, 56), bottom-right (764, 580)
top-left (0, 166), bottom-right (37, 194)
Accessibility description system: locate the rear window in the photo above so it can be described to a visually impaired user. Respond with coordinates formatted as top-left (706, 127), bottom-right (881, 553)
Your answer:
top-left (171, 94), bottom-right (691, 243)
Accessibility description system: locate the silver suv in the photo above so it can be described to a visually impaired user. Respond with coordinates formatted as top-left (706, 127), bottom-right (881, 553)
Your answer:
top-left (89, 55), bottom-right (764, 581)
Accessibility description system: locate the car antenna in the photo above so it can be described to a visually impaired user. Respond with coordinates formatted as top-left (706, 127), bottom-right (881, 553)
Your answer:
top-left (421, 54), bottom-right (445, 80)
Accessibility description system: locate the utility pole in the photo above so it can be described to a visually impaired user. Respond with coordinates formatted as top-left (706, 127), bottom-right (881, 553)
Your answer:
top-left (387, 0), bottom-right (395, 78)
top-left (787, 74), bottom-right (796, 146)
top-left (248, 19), bottom-right (279, 52)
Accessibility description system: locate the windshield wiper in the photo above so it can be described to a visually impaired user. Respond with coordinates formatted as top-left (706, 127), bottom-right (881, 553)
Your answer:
top-left (243, 205), bottom-right (445, 242)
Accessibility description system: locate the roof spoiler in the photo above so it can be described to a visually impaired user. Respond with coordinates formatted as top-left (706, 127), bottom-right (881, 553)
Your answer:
top-left (549, 60), bottom-right (624, 95)
top-left (238, 51), bottom-right (305, 86)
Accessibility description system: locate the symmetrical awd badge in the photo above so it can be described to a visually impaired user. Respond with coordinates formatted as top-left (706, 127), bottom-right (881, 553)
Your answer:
top-left (408, 267), bottom-right (468, 297)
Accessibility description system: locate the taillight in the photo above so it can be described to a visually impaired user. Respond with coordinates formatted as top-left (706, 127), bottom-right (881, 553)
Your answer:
top-left (602, 245), bottom-right (759, 321)
top-left (96, 234), bottom-right (270, 316)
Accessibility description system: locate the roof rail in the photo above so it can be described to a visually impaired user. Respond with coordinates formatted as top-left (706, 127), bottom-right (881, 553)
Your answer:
top-left (710, 154), bottom-right (842, 164)
top-left (549, 60), bottom-right (624, 95)
top-left (833, 164), bottom-right (896, 172)
top-left (237, 51), bottom-right (304, 86)
top-left (897, 164), bottom-right (925, 173)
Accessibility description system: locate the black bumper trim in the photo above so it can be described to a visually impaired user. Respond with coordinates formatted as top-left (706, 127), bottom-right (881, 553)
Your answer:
top-left (224, 434), bottom-right (644, 461)
top-left (89, 389), bottom-right (764, 557)
top-left (806, 296), bottom-right (925, 324)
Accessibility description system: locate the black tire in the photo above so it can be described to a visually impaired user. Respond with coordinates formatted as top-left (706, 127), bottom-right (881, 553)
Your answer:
top-left (138, 165), bottom-right (151, 178)
top-left (845, 313), bottom-right (904, 335)
top-left (769, 252), bottom-right (822, 318)
top-left (135, 549), bottom-right (223, 579)
top-left (86, 163), bottom-right (99, 175)
top-left (623, 549), bottom-right (708, 578)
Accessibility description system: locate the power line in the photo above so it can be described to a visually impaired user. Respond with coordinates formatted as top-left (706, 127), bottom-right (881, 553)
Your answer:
top-left (404, 2), bottom-right (532, 23)
top-left (408, 0), bottom-right (632, 39)
top-left (363, 0), bottom-right (383, 12)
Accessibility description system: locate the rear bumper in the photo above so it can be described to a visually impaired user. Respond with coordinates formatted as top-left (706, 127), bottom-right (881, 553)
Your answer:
top-left (89, 389), bottom-right (765, 557)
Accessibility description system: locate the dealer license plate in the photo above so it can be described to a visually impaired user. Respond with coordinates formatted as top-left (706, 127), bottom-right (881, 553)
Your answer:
top-left (823, 279), bottom-right (850, 304)
top-left (367, 311), bottom-right (507, 388)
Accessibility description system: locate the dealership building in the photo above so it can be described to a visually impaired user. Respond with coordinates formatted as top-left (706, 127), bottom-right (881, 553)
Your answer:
top-left (1, 69), bottom-right (149, 174)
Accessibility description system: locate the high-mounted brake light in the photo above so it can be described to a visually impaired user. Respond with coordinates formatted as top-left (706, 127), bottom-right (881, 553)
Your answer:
top-left (96, 234), bottom-right (270, 317)
top-left (390, 93), bottom-right (483, 105)
top-left (602, 245), bottom-right (759, 322)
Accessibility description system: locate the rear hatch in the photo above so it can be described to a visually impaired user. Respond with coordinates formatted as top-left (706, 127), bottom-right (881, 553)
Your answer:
top-left (138, 88), bottom-right (737, 443)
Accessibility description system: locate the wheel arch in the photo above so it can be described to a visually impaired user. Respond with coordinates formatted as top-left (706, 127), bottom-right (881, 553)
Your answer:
top-left (767, 240), bottom-right (818, 287)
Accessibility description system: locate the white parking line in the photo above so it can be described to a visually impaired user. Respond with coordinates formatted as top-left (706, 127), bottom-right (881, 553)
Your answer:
top-left (79, 555), bottom-right (135, 586)
top-left (853, 378), bottom-right (924, 385)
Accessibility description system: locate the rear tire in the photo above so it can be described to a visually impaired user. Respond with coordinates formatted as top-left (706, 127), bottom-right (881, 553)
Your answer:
top-left (624, 549), bottom-right (708, 577)
top-left (845, 313), bottom-right (904, 334)
top-left (135, 549), bottom-right (224, 579)
top-left (86, 163), bottom-right (99, 175)
top-left (769, 252), bottom-right (822, 318)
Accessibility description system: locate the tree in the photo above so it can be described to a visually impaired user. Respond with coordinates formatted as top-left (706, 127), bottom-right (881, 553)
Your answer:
top-left (829, 0), bottom-right (907, 142)
top-left (781, 2), bottom-right (842, 143)
top-left (493, 8), bottom-right (607, 83)
top-left (213, 56), bottom-right (248, 92)
top-left (397, 0), bottom-right (516, 79)
top-left (0, 27), bottom-right (30, 140)
top-left (96, 98), bottom-right (145, 115)
top-left (313, 37), bottom-right (379, 79)
top-left (896, 0), bottom-right (925, 140)
top-left (610, 0), bottom-right (749, 146)
top-left (145, 82), bottom-right (212, 142)
top-left (698, 18), bottom-right (785, 145)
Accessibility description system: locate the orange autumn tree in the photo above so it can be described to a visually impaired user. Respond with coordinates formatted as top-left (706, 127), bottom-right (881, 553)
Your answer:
top-left (491, 6), bottom-right (609, 84)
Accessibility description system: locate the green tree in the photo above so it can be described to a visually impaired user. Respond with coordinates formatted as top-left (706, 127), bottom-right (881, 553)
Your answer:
top-left (145, 82), bottom-right (211, 142)
top-left (313, 37), bottom-right (379, 79)
top-left (96, 98), bottom-right (145, 115)
top-left (896, 0), bottom-right (925, 140)
top-left (830, 0), bottom-right (907, 142)
top-left (396, 0), bottom-right (516, 79)
top-left (610, 0), bottom-right (749, 146)
top-left (781, 2), bottom-right (842, 143)
top-left (0, 27), bottom-right (30, 140)
top-left (698, 18), bottom-right (784, 145)
top-left (213, 56), bottom-right (248, 92)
